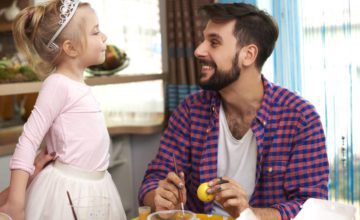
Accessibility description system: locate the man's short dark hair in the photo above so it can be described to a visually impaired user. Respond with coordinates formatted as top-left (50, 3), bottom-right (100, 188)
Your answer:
top-left (199, 3), bottom-right (279, 70)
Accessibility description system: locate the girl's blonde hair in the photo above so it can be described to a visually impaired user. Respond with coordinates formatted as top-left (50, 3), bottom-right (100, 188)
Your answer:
top-left (12, 0), bottom-right (89, 78)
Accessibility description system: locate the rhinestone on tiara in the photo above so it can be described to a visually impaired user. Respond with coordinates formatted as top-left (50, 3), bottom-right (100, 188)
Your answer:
top-left (47, 0), bottom-right (80, 50)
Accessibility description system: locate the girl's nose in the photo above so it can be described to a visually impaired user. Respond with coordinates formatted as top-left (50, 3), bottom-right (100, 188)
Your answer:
top-left (102, 32), bottom-right (107, 42)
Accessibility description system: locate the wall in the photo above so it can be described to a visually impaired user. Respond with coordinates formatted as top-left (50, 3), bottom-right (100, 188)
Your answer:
top-left (0, 154), bottom-right (11, 189)
top-left (129, 132), bottom-right (161, 218)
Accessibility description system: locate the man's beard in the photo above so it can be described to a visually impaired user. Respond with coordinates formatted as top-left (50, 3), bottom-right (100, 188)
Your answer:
top-left (199, 52), bottom-right (240, 91)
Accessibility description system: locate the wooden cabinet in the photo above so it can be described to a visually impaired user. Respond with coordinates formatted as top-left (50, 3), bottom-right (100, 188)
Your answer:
top-left (0, 23), bottom-right (12, 32)
top-left (0, 73), bottom-right (166, 156)
top-left (0, 0), bottom-right (32, 32)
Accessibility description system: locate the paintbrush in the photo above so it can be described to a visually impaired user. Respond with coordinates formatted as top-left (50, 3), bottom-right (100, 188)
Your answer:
top-left (66, 191), bottom-right (78, 220)
top-left (172, 154), bottom-right (185, 216)
top-left (218, 177), bottom-right (229, 185)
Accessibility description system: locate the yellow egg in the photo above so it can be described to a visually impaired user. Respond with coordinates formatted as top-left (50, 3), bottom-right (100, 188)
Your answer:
top-left (197, 182), bottom-right (215, 202)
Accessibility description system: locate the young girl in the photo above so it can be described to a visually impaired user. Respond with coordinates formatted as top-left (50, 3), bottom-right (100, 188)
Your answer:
top-left (0, 0), bottom-right (126, 219)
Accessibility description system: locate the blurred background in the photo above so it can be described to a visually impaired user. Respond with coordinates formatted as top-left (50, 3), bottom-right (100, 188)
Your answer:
top-left (0, 0), bottom-right (359, 219)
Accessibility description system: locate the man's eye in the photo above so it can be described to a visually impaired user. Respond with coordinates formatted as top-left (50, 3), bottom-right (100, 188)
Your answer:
top-left (210, 41), bottom-right (219, 46)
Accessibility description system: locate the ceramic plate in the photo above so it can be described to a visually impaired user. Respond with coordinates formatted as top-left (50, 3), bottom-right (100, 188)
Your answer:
top-left (85, 58), bottom-right (130, 76)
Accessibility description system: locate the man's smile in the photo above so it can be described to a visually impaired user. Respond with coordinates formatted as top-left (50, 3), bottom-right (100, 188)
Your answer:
top-left (199, 60), bottom-right (216, 75)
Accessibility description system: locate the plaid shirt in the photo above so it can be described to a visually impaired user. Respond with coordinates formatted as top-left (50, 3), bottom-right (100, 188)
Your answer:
top-left (139, 76), bottom-right (329, 220)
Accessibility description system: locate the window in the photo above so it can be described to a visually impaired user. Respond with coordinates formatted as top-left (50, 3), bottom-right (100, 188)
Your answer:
top-left (83, 0), bottom-right (166, 127)
top-left (299, 0), bottom-right (360, 211)
top-left (257, 0), bottom-right (360, 215)
top-left (92, 80), bottom-right (164, 127)
top-left (84, 0), bottom-right (163, 74)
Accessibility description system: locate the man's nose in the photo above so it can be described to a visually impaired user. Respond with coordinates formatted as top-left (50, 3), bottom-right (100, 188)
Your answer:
top-left (194, 42), bottom-right (206, 58)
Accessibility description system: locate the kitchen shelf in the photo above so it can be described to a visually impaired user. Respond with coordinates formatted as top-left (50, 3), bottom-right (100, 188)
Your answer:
top-left (0, 0), bottom-right (33, 32)
top-left (0, 23), bottom-right (12, 32)
top-left (0, 73), bottom-right (166, 95)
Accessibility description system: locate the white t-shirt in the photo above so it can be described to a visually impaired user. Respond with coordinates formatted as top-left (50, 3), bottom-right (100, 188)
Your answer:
top-left (212, 104), bottom-right (257, 216)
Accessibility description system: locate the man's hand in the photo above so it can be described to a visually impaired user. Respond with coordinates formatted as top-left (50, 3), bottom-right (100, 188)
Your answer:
top-left (207, 176), bottom-right (250, 218)
top-left (0, 202), bottom-right (24, 220)
top-left (0, 148), bottom-right (56, 219)
top-left (154, 171), bottom-right (186, 211)
top-left (29, 148), bottom-right (56, 184)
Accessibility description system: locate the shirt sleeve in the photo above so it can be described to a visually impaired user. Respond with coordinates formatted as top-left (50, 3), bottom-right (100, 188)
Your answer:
top-left (138, 98), bottom-right (191, 205)
top-left (271, 107), bottom-right (329, 220)
top-left (9, 75), bottom-right (68, 174)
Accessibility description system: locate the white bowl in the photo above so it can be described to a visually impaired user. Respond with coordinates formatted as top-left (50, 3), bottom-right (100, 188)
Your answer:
top-left (147, 210), bottom-right (196, 220)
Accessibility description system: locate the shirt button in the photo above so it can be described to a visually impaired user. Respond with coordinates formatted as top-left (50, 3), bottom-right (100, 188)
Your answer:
top-left (211, 106), bottom-right (215, 112)
top-left (263, 121), bottom-right (267, 126)
top-left (206, 128), bottom-right (211, 133)
top-left (268, 167), bottom-right (273, 173)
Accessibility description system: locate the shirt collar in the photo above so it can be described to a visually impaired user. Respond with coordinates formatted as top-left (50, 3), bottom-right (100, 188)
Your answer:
top-left (200, 75), bottom-right (273, 125)
top-left (255, 75), bottom-right (274, 127)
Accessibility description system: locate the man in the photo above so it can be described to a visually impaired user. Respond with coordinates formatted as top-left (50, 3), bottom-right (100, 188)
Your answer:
top-left (139, 3), bottom-right (329, 220)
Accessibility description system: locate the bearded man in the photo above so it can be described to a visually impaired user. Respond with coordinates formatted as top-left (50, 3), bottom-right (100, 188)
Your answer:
top-left (138, 3), bottom-right (329, 220)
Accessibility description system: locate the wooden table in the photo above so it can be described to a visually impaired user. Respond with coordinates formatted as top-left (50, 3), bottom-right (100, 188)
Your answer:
top-left (132, 213), bottom-right (234, 220)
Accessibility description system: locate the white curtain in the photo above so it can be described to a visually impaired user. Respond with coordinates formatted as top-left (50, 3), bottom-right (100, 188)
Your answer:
top-left (258, 0), bottom-right (360, 216)
top-left (299, 1), bottom-right (360, 213)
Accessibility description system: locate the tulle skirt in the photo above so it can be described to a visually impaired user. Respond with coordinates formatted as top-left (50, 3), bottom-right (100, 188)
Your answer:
top-left (25, 161), bottom-right (126, 220)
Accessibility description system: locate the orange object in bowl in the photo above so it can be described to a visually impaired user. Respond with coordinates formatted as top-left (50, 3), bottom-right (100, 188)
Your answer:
top-left (196, 213), bottom-right (234, 220)
top-left (138, 206), bottom-right (151, 220)
top-left (147, 210), bottom-right (196, 220)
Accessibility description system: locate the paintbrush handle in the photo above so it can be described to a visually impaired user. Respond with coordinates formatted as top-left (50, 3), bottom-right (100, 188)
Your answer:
top-left (66, 191), bottom-right (78, 220)
top-left (172, 154), bottom-right (185, 212)
top-left (219, 179), bottom-right (229, 185)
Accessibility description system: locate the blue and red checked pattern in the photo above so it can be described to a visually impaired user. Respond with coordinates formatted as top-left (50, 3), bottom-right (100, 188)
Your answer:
top-left (139, 76), bottom-right (329, 220)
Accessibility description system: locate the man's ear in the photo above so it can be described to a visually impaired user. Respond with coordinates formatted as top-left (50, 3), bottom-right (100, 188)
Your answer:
top-left (62, 40), bottom-right (79, 57)
top-left (240, 44), bottom-right (258, 67)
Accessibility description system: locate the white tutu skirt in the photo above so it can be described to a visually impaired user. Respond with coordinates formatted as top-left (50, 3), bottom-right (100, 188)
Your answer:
top-left (25, 161), bottom-right (126, 220)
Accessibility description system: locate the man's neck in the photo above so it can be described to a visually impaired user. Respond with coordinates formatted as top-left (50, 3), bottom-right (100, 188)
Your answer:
top-left (219, 71), bottom-right (264, 118)
top-left (218, 71), bottom-right (263, 139)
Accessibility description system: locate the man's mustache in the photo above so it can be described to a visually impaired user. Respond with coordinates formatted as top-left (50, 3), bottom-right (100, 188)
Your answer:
top-left (199, 59), bottom-right (216, 68)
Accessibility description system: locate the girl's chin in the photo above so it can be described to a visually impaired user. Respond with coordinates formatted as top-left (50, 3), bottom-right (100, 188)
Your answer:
top-left (97, 59), bottom-right (106, 65)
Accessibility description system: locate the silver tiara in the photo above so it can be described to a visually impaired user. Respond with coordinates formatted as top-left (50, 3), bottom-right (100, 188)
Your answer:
top-left (47, 0), bottom-right (80, 50)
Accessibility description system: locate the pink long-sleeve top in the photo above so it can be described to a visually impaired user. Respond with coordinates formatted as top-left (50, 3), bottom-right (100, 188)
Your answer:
top-left (10, 74), bottom-right (110, 174)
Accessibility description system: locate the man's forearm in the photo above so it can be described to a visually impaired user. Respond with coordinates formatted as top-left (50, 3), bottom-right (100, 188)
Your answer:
top-left (252, 207), bottom-right (281, 220)
top-left (0, 187), bottom-right (9, 207)
top-left (143, 190), bottom-right (156, 212)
